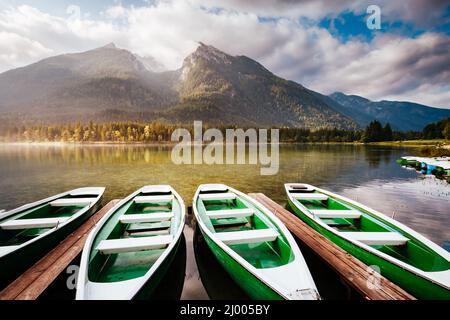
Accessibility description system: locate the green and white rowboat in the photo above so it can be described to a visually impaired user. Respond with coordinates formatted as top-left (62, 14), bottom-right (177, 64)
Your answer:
top-left (0, 187), bottom-right (105, 289)
top-left (397, 156), bottom-right (424, 167)
top-left (76, 185), bottom-right (185, 300)
top-left (427, 160), bottom-right (450, 177)
top-left (285, 183), bottom-right (450, 299)
top-left (193, 184), bottom-right (320, 300)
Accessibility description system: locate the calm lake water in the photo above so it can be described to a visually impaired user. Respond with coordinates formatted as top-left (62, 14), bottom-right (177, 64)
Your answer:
top-left (0, 144), bottom-right (449, 299)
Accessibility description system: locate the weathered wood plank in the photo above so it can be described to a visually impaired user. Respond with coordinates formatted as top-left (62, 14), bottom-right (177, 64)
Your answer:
top-left (248, 193), bottom-right (415, 300)
top-left (0, 199), bottom-right (120, 300)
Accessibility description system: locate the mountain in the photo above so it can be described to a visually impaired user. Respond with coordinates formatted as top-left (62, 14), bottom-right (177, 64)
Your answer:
top-left (0, 43), bottom-right (180, 121)
top-left (0, 43), bottom-right (357, 129)
top-left (328, 92), bottom-right (450, 131)
top-left (173, 43), bottom-right (358, 127)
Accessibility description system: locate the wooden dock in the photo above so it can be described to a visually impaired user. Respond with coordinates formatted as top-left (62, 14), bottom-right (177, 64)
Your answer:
top-left (248, 193), bottom-right (415, 300)
top-left (0, 199), bottom-right (120, 300)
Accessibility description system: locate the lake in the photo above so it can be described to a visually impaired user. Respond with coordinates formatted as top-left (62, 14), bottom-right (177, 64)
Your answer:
top-left (0, 143), bottom-right (449, 299)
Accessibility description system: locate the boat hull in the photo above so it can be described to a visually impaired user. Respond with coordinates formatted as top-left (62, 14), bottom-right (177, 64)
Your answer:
top-left (0, 200), bottom-right (102, 290)
top-left (132, 235), bottom-right (182, 300)
top-left (397, 159), bottom-right (417, 166)
top-left (76, 185), bottom-right (186, 300)
top-left (287, 198), bottom-right (450, 300)
top-left (199, 228), bottom-right (283, 300)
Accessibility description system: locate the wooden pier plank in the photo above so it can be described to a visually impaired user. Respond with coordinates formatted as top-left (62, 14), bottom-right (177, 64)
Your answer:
top-left (248, 193), bottom-right (415, 300)
top-left (0, 199), bottom-right (120, 300)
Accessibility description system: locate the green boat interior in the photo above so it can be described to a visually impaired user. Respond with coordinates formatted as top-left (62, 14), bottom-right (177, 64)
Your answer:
top-left (289, 189), bottom-right (450, 272)
top-left (0, 194), bottom-right (97, 247)
top-left (88, 190), bottom-right (182, 283)
top-left (197, 189), bottom-right (294, 269)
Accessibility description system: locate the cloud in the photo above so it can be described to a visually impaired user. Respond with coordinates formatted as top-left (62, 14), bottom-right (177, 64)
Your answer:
top-left (300, 32), bottom-right (450, 107)
top-left (189, 0), bottom-right (359, 20)
top-left (0, 1), bottom-right (449, 108)
top-left (0, 5), bottom-right (125, 63)
top-left (383, 84), bottom-right (450, 108)
top-left (193, 0), bottom-right (450, 26)
top-left (381, 0), bottom-right (450, 28)
top-left (0, 31), bottom-right (53, 71)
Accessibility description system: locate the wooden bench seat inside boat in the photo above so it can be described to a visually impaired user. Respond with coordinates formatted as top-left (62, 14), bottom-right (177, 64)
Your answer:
top-left (126, 221), bottom-right (171, 232)
top-left (49, 198), bottom-right (94, 207)
top-left (134, 195), bottom-right (173, 204)
top-left (199, 193), bottom-right (236, 201)
top-left (96, 235), bottom-right (173, 254)
top-left (292, 193), bottom-right (328, 201)
top-left (288, 185), bottom-right (315, 192)
top-left (199, 185), bottom-right (229, 192)
top-left (211, 217), bottom-right (250, 228)
top-left (322, 219), bottom-right (353, 227)
top-left (129, 229), bottom-right (171, 236)
top-left (0, 217), bottom-right (69, 230)
top-left (141, 185), bottom-right (172, 194)
top-left (69, 188), bottom-right (103, 196)
top-left (343, 232), bottom-right (409, 246)
top-left (310, 209), bottom-right (361, 219)
top-left (126, 221), bottom-right (172, 236)
top-left (206, 208), bottom-right (254, 219)
top-left (119, 212), bottom-right (174, 224)
top-left (216, 229), bottom-right (279, 245)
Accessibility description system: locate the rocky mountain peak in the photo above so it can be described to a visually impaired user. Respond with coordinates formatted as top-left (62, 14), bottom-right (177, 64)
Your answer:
top-left (183, 42), bottom-right (233, 68)
top-left (102, 42), bottom-right (118, 49)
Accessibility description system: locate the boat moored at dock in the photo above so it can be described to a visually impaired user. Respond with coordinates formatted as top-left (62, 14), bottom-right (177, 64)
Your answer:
top-left (76, 185), bottom-right (185, 300)
top-left (425, 160), bottom-right (450, 176)
top-left (0, 187), bottom-right (105, 289)
top-left (397, 156), bottom-right (423, 167)
top-left (397, 156), bottom-right (450, 179)
top-left (285, 183), bottom-right (450, 299)
top-left (193, 184), bottom-right (320, 300)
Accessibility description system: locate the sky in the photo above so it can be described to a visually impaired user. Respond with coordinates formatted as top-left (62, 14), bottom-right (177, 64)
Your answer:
top-left (0, 0), bottom-right (449, 108)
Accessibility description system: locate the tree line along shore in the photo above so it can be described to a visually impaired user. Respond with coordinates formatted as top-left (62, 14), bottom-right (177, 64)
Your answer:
top-left (0, 118), bottom-right (449, 147)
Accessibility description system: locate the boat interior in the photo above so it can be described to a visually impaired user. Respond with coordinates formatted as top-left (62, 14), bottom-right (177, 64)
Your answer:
top-left (197, 187), bottom-right (294, 269)
top-left (88, 188), bottom-right (182, 283)
top-left (0, 194), bottom-right (98, 248)
top-left (288, 185), bottom-right (450, 272)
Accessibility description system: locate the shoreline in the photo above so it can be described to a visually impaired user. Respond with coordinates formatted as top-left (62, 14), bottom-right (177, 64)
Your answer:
top-left (0, 140), bottom-right (447, 147)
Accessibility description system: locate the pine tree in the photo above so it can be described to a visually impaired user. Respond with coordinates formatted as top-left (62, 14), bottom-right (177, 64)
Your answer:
top-left (443, 122), bottom-right (450, 140)
top-left (362, 120), bottom-right (384, 142)
top-left (383, 123), bottom-right (393, 141)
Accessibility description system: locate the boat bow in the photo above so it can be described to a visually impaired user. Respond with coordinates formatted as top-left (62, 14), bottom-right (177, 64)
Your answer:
top-left (259, 261), bottom-right (320, 300)
top-left (80, 278), bottom-right (144, 300)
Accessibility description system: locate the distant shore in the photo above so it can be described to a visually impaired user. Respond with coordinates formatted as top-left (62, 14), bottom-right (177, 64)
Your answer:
top-left (0, 139), bottom-right (448, 148)
top-left (367, 139), bottom-right (448, 147)
top-left (0, 141), bottom-right (178, 147)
